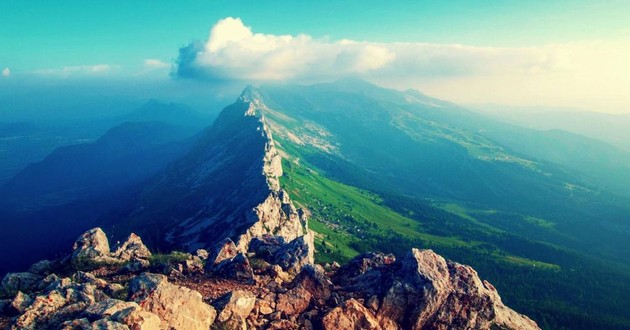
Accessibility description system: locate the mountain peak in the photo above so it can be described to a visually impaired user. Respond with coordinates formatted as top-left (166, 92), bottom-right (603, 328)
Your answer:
top-left (238, 85), bottom-right (267, 117)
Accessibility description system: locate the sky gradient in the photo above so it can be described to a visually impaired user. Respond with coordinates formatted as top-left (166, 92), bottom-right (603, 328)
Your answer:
top-left (1, 0), bottom-right (629, 112)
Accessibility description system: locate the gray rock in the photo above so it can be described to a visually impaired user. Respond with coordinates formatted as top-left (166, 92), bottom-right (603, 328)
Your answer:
top-left (0, 272), bottom-right (42, 297)
top-left (10, 291), bottom-right (33, 314)
top-left (212, 253), bottom-right (254, 283)
top-left (27, 260), bottom-right (54, 275)
top-left (112, 233), bottom-right (151, 261)
top-left (129, 273), bottom-right (216, 330)
top-left (71, 228), bottom-right (120, 268)
top-left (206, 237), bottom-right (238, 268)
top-left (195, 248), bottom-right (209, 260)
top-left (213, 290), bottom-right (256, 322)
top-left (273, 233), bottom-right (315, 274)
top-left (322, 298), bottom-right (381, 330)
top-left (83, 298), bottom-right (138, 320)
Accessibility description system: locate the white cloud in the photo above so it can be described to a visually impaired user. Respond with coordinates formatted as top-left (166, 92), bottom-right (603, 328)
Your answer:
top-left (2, 67), bottom-right (9, 77)
top-left (144, 59), bottom-right (169, 69)
top-left (177, 17), bottom-right (630, 112)
top-left (32, 64), bottom-right (120, 77)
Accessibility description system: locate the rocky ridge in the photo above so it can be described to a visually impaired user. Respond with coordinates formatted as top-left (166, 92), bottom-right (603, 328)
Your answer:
top-left (0, 88), bottom-right (539, 329)
top-left (0, 227), bottom-right (539, 329)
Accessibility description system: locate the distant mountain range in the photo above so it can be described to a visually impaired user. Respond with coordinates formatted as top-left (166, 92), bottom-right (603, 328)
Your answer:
top-left (1, 79), bottom-right (629, 329)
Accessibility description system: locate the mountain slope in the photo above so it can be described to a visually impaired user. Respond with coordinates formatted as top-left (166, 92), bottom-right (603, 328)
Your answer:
top-left (0, 121), bottom-right (201, 274)
top-left (238, 80), bottom-right (630, 329)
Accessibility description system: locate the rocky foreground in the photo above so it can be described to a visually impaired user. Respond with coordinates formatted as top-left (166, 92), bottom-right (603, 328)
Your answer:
top-left (0, 228), bottom-right (539, 330)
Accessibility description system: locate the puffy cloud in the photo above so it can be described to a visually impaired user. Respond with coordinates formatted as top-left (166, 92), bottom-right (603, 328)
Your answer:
top-left (32, 64), bottom-right (119, 77)
top-left (175, 17), bottom-right (630, 112)
top-left (174, 17), bottom-right (561, 82)
top-left (2, 67), bottom-right (9, 77)
top-left (175, 17), bottom-right (396, 81)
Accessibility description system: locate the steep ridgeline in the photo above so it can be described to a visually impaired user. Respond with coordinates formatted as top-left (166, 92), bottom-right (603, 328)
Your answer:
top-left (119, 86), bottom-right (309, 255)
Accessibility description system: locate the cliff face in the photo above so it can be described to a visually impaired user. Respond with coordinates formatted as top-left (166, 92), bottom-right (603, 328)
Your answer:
top-left (0, 228), bottom-right (538, 330)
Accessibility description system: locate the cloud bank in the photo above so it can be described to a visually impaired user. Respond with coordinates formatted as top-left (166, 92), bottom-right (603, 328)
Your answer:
top-left (175, 17), bottom-right (562, 82)
top-left (174, 17), bottom-right (630, 112)
top-left (33, 64), bottom-right (120, 78)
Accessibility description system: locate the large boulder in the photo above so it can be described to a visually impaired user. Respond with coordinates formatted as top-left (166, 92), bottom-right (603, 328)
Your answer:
top-left (206, 238), bottom-right (238, 268)
top-left (322, 298), bottom-right (381, 330)
top-left (112, 233), bottom-right (151, 261)
top-left (339, 249), bottom-right (540, 330)
top-left (273, 233), bottom-right (315, 274)
top-left (275, 286), bottom-right (312, 316)
top-left (212, 253), bottom-right (255, 283)
top-left (0, 272), bottom-right (42, 297)
top-left (71, 228), bottom-right (119, 268)
top-left (129, 273), bottom-right (216, 330)
top-left (213, 290), bottom-right (256, 323)
top-left (291, 264), bottom-right (332, 302)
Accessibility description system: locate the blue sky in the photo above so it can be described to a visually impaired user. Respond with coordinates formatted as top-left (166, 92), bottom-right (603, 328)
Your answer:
top-left (1, 1), bottom-right (629, 112)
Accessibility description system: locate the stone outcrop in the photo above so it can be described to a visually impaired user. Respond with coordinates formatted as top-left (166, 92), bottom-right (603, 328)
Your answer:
top-left (337, 249), bottom-right (540, 330)
top-left (70, 228), bottom-right (152, 269)
top-left (322, 298), bottom-right (382, 330)
top-left (112, 233), bottom-right (152, 261)
top-left (129, 273), bottom-right (216, 330)
top-left (0, 227), bottom-right (538, 330)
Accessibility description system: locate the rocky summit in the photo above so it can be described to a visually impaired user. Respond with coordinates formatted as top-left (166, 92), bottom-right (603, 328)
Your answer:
top-left (0, 227), bottom-right (538, 329)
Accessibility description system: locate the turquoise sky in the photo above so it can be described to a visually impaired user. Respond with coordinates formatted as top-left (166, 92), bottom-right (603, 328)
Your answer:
top-left (1, 0), bottom-right (629, 73)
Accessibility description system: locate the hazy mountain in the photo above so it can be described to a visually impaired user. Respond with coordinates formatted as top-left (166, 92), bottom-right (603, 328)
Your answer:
top-left (472, 105), bottom-right (630, 152)
top-left (0, 100), bottom-right (215, 184)
top-left (0, 120), bottom-right (202, 274)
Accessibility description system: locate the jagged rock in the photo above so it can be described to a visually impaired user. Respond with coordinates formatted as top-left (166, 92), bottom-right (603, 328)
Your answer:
top-left (73, 271), bottom-right (108, 289)
top-left (111, 306), bottom-right (161, 330)
top-left (333, 252), bottom-right (395, 287)
top-left (0, 272), bottom-right (42, 297)
top-left (129, 273), bottom-right (216, 330)
top-left (60, 318), bottom-right (91, 329)
top-left (27, 260), bottom-right (54, 275)
top-left (71, 228), bottom-right (120, 268)
top-left (267, 319), bottom-right (300, 330)
top-left (269, 264), bottom-right (291, 283)
top-left (206, 237), bottom-right (238, 268)
top-left (291, 264), bottom-right (332, 302)
top-left (184, 255), bottom-right (204, 274)
top-left (13, 289), bottom-right (67, 329)
top-left (72, 228), bottom-right (110, 260)
top-left (234, 189), bottom-right (307, 252)
top-left (83, 298), bottom-right (138, 320)
top-left (322, 298), bottom-right (382, 330)
top-left (340, 249), bottom-right (539, 330)
top-left (366, 295), bottom-right (380, 312)
top-left (276, 286), bottom-right (312, 316)
top-left (256, 299), bottom-right (274, 315)
top-left (113, 233), bottom-right (151, 261)
top-left (195, 248), bottom-right (209, 260)
top-left (38, 273), bottom-right (60, 291)
top-left (213, 253), bottom-right (255, 283)
top-left (9, 291), bottom-right (33, 314)
top-left (249, 235), bottom-right (286, 258)
top-left (273, 233), bottom-right (315, 274)
top-left (214, 290), bottom-right (256, 322)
